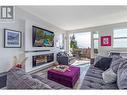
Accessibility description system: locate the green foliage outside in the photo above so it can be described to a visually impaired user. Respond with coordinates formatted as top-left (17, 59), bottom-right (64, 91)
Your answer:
top-left (70, 34), bottom-right (78, 49)
top-left (70, 40), bottom-right (78, 49)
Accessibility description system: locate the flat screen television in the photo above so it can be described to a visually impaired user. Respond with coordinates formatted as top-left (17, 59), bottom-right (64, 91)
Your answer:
top-left (32, 26), bottom-right (54, 47)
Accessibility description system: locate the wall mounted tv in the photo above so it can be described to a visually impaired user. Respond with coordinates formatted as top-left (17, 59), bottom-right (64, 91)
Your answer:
top-left (32, 26), bottom-right (55, 47)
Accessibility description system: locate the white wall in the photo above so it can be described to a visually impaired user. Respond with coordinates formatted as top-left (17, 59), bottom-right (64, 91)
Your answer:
top-left (0, 7), bottom-right (67, 73)
top-left (68, 22), bottom-right (127, 57)
top-left (0, 19), bottom-right (25, 73)
top-left (15, 7), bottom-right (67, 52)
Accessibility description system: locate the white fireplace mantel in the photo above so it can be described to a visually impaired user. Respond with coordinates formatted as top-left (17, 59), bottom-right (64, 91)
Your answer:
top-left (25, 51), bottom-right (56, 73)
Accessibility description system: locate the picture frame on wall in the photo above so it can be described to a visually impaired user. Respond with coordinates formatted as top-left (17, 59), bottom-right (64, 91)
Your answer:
top-left (4, 29), bottom-right (22, 48)
top-left (101, 36), bottom-right (111, 46)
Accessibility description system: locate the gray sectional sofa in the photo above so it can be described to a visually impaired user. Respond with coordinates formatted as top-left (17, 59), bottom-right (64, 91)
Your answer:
top-left (5, 52), bottom-right (127, 89)
top-left (81, 54), bottom-right (127, 89)
top-left (81, 65), bottom-right (118, 89)
top-left (6, 67), bottom-right (69, 89)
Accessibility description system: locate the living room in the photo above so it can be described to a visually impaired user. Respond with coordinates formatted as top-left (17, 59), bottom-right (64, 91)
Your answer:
top-left (1, 2), bottom-right (127, 95)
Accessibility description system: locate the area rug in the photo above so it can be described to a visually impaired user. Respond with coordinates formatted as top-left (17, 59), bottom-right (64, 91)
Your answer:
top-left (72, 60), bottom-right (90, 66)
top-left (33, 63), bottom-right (90, 89)
top-left (72, 63), bottom-right (90, 88)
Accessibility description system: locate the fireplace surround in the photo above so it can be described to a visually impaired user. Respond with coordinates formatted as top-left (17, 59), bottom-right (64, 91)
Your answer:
top-left (25, 51), bottom-right (55, 73)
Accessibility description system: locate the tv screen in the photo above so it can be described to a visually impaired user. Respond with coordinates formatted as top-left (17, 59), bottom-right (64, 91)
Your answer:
top-left (32, 26), bottom-right (54, 47)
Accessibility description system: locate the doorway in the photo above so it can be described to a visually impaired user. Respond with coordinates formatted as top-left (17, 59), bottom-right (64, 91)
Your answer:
top-left (69, 32), bottom-right (91, 61)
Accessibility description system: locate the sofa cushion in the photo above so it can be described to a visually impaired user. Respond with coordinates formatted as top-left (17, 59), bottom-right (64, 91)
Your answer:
top-left (117, 59), bottom-right (127, 89)
top-left (81, 65), bottom-right (104, 89)
top-left (85, 65), bottom-right (103, 79)
top-left (109, 54), bottom-right (122, 62)
top-left (110, 58), bottom-right (125, 74)
top-left (102, 82), bottom-right (118, 89)
top-left (102, 68), bottom-right (116, 83)
top-left (7, 67), bottom-right (51, 89)
top-left (32, 75), bottom-right (70, 89)
top-left (81, 65), bottom-right (118, 89)
top-left (94, 57), bottom-right (112, 71)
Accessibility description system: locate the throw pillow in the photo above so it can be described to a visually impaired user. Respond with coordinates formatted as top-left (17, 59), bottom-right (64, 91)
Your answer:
top-left (94, 55), bottom-right (103, 65)
top-left (94, 56), bottom-right (112, 71)
top-left (102, 68), bottom-right (117, 83)
top-left (117, 59), bottom-right (127, 89)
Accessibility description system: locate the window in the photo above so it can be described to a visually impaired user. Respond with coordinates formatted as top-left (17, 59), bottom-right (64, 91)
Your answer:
top-left (56, 33), bottom-right (64, 49)
top-left (74, 32), bottom-right (91, 48)
top-left (93, 32), bottom-right (99, 54)
top-left (113, 29), bottom-right (127, 48)
top-left (93, 32), bottom-right (99, 39)
top-left (94, 40), bottom-right (99, 49)
top-left (59, 34), bottom-right (64, 49)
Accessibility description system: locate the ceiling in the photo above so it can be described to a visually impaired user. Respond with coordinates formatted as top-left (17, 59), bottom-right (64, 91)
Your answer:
top-left (19, 6), bottom-right (127, 30)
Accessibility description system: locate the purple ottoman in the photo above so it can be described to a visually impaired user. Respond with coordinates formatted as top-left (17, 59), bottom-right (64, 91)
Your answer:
top-left (48, 66), bottom-right (80, 88)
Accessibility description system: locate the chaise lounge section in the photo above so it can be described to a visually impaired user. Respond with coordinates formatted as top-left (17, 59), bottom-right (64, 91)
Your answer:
top-left (81, 53), bottom-right (127, 89)
top-left (6, 67), bottom-right (69, 89)
top-left (81, 65), bottom-right (118, 89)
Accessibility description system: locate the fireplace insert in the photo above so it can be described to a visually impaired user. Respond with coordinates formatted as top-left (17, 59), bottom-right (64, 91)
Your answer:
top-left (32, 53), bottom-right (54, 67)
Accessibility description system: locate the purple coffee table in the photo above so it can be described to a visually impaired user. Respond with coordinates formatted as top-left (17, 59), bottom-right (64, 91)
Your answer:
top-left (48, 66), bottom-right (80, 88)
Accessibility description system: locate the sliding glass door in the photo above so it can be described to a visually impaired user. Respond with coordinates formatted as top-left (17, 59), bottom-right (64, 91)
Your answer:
top-left (69, 32), bottom-right (91, 60)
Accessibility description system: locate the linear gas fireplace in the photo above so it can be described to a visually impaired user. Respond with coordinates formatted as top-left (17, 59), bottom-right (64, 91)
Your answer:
top-left (32, 53), bottom-right (54, 67)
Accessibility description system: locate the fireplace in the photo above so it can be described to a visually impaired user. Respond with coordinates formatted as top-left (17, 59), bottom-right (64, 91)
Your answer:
top-left (32, 53), bottom-right (54, 67)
